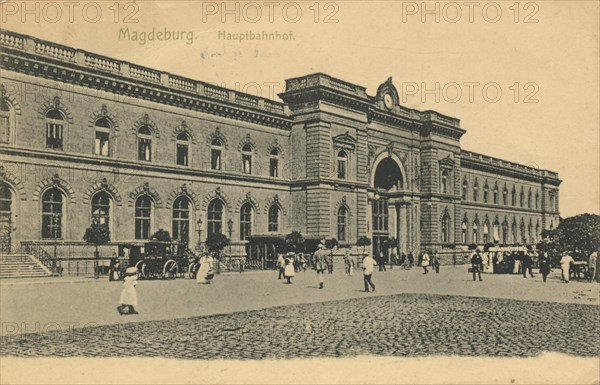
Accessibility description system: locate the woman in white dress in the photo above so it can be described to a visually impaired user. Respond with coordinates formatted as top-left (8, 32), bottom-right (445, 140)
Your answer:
top-left (196, 253), bottom-right (215, 284)
top-left (284, 252), bottom-right (296, 284)
top-left (118, 267), bottom-right (139, 315)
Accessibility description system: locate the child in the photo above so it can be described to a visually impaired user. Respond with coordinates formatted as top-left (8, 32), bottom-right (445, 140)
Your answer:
top-left (117, 267), bottom-right (139, 315)
top-left (284, 252), bottom-right (296, 284)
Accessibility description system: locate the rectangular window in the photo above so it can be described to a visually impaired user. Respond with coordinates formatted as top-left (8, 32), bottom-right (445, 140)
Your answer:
top-left (211, 149), bottom-right (221, 170)
top-left (95, 132), bottom-right (110, 156)
top-left (177, 144), bottom-right (189, 166)
top-left (242, 154), bottom-right (252, 174)
top-left (138, 138), bottom-right (151, 161)
top-left (270, 159), bottom-right (279, 178)
top-left (337, 160), bottom-right (347, 179)
top-left (46, 123), bottom-right (63, 149)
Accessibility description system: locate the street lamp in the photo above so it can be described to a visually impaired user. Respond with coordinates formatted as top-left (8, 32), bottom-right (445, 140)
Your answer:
top-left (51, 212), bottom-right (60, 260)
top-left (227, 218), bottom-right (233, 270)
top-left (196, 217), bottom-right (203, 252)
top-left (92, 216), bottom-right (100, 279)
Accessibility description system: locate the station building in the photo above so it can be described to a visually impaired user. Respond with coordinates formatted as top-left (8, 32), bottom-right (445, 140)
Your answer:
top-left (0, 29), bottom-right (561, 263)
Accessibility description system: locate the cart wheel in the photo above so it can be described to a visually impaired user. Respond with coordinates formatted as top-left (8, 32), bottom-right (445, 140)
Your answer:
top-left (188, 262), bottom-right (197, 279)
top-left (163, 259), bottom-right (178, 279)
top-left (135, 260), bottom-right (147, 279)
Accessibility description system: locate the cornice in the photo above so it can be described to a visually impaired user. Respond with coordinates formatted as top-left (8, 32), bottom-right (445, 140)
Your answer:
top-left (0, 43), bottom-right (292, 130)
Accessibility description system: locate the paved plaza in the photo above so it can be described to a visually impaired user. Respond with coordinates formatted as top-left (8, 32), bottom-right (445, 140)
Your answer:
top-left (1, 266), bottom-right (598, 359)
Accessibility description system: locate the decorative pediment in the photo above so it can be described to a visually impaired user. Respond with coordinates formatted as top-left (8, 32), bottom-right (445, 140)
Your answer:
top-left (88, 105), bottom-right (119, 131)
top-left (267, 138), bottom-right (283, 156)
top-left (235, 191), bottom-right (260, 214)
top-left (83, 178), bottom-right (123, 206)
top-left (0, 83), bottom-right (21, 115)
top-left (264, 194), bottom-right (287, 216)
top-left (375, 77), bottom-right (399, 110)
top-left (439, 156), bottom-right (455, 170)
top-left (128, 182), bottom-right (162, 207)
top-left (201, 187), bottom-right (232, 213)
top-left (238, 133), bottom-right (256, 152)
top-left (333, 196), bottom-right (351, 217)
top-left (207, 127), bottom-right (228, 148)
top-left (333, 131), bottom-right (357, 151)
top-left (0, 166), bottom-right (26, 200)
top-left (172, 121), bottom-right (197, 143)
top-left (166, 183), bottom-right (200, 209)
top-left (33, 174), bottom-right (76, 203)
top-left (132, 113), bottom-right (159, 137)
top-left (38, 96), bottom-right (73, 123)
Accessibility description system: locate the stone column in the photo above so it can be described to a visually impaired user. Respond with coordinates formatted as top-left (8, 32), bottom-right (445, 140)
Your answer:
top-left (399, 204), bottom-right (408, 253)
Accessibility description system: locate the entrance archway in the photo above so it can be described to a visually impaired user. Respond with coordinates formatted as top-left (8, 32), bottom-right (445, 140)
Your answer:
top-left (0, 182), bottom-right (13, 253)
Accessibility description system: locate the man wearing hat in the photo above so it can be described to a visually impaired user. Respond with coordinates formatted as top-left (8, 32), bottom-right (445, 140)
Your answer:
top-left (118, 266), bottom-right (139, 315)
top-left (313, 243), bottom-right (328, 289)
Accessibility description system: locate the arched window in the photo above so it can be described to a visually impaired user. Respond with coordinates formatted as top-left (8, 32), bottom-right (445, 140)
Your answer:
top-left (42, 188), bottom-right (63, 239)
top-left (211, 139), bottom-right (222, 170)
top-left (527, 190), bottom-right (532, 208)
top-left (461, 218), bottom-right (468, 243)
top-left (483, 182), bottom-right (489, 203)
top-left (0, 100), bottom-right (11, 144)
top-left (94, 117), bottom-right (111, 156)
top-left (520, 220), bottom-right (526, 243)
top-left (472, 220), bottom-right (479, 244)
top-left (46, 109), bottom-right (64, 150)
top-left (337, 150), bottom-right (348, 180)
top-left (269, 148), bottom-right (279, 178)
top-left (441, 212), bottom-right (450, 243)
top-left (492, 221), bottom-right (500, 243)
top-left (473, 180), bottom-right (479, 202)
top-left (172, 196), bottom-right (190, 242)
top-left (511, 220), bottom-right (517, 244)
top-left (134, 195), bottom-right (152, 240)
top-left (268, 205), bottom-right (280, 233)
top-left (462, 180), bottom-right (468, 200)
top-left (440, 170), bottom-right (449, 194)
top-left (337, 206), bottom-right (348, 241)
top-left (91, 192), bottom-right (111, 227)
top-left (207, 199), bottom-right (223, 236)
top-left (519, 188), bottom-right (525, 207)
top-left (501, 220), bottom-right (509, 244)
top-left (242, 144), bottom-right (252, 174)
top-left (240, 202), bottom-right (253, 240)
top-left (511, 186), bottom-right (516, 206)
top-left (535, 192), bottom-right (539, 210)
top-left (137, 125), bottom-right (152, 161)
top-left (483, 221), bottom-right (489, 243)
top-left (503, 186), bottom-right (508, 205)
top-left (493, 184), bottom-right (499, 204)
top-left (536, 221), bottom-right (540, 241)
top-left (549, 192), bottom-right (555, 212)
top-left (176, 132), bottom-right (190, 166)
top-left (528, 222), bottom-right (533, 243)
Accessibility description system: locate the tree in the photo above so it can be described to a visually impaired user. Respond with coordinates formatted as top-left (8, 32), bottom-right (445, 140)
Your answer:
top-left (284, 231), bottom-right (305, 253)
top-left (539, 214), bottom-right (600, 262)
top-left (83, 222), bottom-right (110, 279)
top-left (205, 232), bottom-right (230, 255)
top-left (83, 222), bottom-right (110, 255)
top-left (325, 237), bottom-right (338, 250)
top-left (356, 236), bottom-right (371, 254)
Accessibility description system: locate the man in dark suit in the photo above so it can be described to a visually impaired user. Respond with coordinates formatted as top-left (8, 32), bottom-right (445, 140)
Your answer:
top-left (471, 250), bottom-right (484, 281)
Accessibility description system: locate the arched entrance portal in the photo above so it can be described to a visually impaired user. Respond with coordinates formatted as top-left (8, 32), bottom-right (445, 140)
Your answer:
top-left (0, 182), bottom-right (13, 253)
top-left (371, 157), bottom-right (404, 261)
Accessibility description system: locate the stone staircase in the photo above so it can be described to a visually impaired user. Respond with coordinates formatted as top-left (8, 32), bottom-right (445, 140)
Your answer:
top-left (0, 254), bottom-right (53, 279)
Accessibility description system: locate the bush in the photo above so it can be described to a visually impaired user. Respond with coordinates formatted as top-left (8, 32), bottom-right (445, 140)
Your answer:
top-left (284, 231), bottom-right (305, 253)
top-left (205, 232), bottom-right (229, 255)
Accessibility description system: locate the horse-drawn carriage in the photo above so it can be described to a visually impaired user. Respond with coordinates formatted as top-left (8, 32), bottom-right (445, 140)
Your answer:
top-left (122, 241), bottom-right (198, 280)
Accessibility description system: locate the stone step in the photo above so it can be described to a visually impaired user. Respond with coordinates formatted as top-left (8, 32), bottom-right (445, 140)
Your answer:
top-left (0, 254), bottom-right (52, 278)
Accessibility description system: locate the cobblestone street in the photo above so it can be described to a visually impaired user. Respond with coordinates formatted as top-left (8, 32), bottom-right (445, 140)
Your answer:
top-left (1, 293), bottom-right (598, 359)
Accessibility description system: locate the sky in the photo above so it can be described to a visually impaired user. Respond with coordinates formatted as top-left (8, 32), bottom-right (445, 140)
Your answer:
top-left (2, 0), bottom-right (598, 217)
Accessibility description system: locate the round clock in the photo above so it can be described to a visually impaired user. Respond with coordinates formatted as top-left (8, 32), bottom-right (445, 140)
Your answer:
top-left (383, 93), bottom-right (394, 109)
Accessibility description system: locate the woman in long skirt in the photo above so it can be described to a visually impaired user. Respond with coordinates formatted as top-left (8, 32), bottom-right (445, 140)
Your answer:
top-left (196, 253), bottom-right (215, 284)
top-left (118, 267), bottom-right (139, 315)
top-left (284, 253), bottom-right (296, 284)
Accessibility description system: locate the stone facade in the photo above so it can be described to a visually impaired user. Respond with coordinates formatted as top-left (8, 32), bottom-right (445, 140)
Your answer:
top-left (0, 30), bottom-right (561, 258)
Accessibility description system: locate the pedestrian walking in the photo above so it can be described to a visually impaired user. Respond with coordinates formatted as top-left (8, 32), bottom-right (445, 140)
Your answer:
top-left (117, 267), bottom-right (139, 315)
top-left (539, 251), bottom-right (551, 282)
top-left (522, 251), bottom-right (535, 278)
top-left (284, 252), bottom-right (295, 284)
top-left (313, 243), bottom-right (328, 289)
top-left (277, 253), bottom-right (285, 280)
top-left (421, 251), bottom-right (430, 274)
top-left (343, 249), bottom-right (352, 275)
top-left (362, 253), bottom-right (376, 292)
top-left (471, 250), bottom-right (483, 281)
top-left (108, 253), bottom-right (121, 282)
top-left (560, 252), bottom-right (575, 283)
top-left (378, 253), bottom-right (387, 272)
top-left (432, 250), bottom-right (440, 274)
top-left (327, 250), bottom-right (334, 274)
top-left (588, 251), bottom-right (598, 283)
top-left (197, 253), bottom-right (215, 284)
top-left (407, 252), bottom-right (414, 268)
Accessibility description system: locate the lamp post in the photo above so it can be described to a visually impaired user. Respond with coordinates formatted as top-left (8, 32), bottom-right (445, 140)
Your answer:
top-left (197, 218), bottom-right (203, 252)
top-left (92, 216), bottom-right (100, 279)
top-left (227, 218), bottom-right (233, 273)
top-left (51, 212), bottom-right (59, 260)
